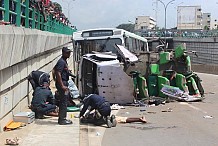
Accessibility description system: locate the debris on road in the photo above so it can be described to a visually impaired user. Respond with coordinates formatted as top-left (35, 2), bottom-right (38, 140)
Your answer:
top-left (74, 114), bottom-right (80, 118)
top-left (203, 115), bottom-right (213, 119)
top-left (13, 112), bottom-right (35, 124)
top-left (4, 121), bottom-right (26, 131)
top-left (161, 85), bottom-right (203, 102)
top-left (166, 126), bottom-right (177, 129)
top-left (162, 108), bottom-right (173, 112)
top-left (111, 104), bottom-right (125, 110)
top-left (147, 111), bottom-right (157, 114)
top-left (5, 137), bottom-right (20, 145)
top-left (140, 109), bottom-right (146, 112)
top-left (204, 92), bottom-right (215, 95)
top-left (96, 132), bottom-right (101, 136)
top-left (148, 99), bottom-right (166, 106)
top-left (126, 102), bottom-right (147, 107)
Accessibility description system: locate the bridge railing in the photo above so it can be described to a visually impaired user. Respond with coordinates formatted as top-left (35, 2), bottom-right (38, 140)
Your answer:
top-left (140, 30), bottom-right (218, 38)
top-left (0, 0), bottom-right (76, 35)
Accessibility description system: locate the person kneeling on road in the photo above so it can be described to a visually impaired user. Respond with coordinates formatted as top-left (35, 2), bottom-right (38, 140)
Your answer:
top-left (79, 94), bottom-right (116, 128)
top-left (31, 82), bottom-right (58, 119)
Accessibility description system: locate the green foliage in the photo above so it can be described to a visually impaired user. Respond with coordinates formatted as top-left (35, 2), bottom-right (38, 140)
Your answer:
top-left (116, 24), bottom-right (135, 32)
top-left (156, 26), bottom-right (161, 30)
top-left (204, 25), bottom-right (209, 30)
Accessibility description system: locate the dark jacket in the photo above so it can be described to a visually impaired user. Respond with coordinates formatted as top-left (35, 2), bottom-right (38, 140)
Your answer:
top-left (54, 57), bottom-right (70, 82)
top-left (31, 86), bottom-right (54, 107)
top-left (28, 71), bottom-right (50, 90)
top-left (80, 94), bottom-right (107, 117)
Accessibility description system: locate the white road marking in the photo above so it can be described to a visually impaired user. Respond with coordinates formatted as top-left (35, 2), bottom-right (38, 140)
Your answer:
top-left (179, 102), bottom-right (208, 114)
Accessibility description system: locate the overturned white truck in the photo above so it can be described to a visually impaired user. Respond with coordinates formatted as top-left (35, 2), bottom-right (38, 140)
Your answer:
top-left (78, 45), bottom-right (139, 104)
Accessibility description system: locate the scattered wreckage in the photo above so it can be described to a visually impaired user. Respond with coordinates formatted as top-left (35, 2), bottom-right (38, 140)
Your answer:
top-left (72, 28), bottom-right (204, 104)
top-left (77, 43), bottom-right (204, 104)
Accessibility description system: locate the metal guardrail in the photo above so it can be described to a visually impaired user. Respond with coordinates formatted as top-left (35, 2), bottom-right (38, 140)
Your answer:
top-left (142, 32), bottom-right (218, 38)
top-left (138, 28), bottom-right (218, 38)
top-left (0, 0), bottom-right (76, 35)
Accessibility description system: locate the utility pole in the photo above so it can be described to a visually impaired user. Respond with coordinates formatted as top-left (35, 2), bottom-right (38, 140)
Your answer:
top-left (62, 0), bottom-right (75, 22)
top-left (158, 0), bottom-right (175, 50)
top-left (155, 0), bottom-right (158, 29)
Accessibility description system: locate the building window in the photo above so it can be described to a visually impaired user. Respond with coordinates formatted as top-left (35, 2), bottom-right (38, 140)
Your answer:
top-left (197, 15), bottom-right (202, 18)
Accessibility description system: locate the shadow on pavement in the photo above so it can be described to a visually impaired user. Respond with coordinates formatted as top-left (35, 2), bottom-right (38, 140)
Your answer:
top-left (34, 118), bottom-right (58, 125)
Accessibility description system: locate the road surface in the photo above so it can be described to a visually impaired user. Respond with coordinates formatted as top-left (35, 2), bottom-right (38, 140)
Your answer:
top-left (100, 73), bottom-right (218, 146)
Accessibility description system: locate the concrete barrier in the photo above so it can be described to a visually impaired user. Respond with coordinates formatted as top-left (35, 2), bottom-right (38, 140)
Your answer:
top-left (23, 28), bottom-right (35, 60)
top-left (1, 67), bottom-right (13, 91)
top-left (10, 27), bottom-right (25, 66)
top-left (192, 64), bottom-right (218, 75)
top-left (173, 37), bottom-right (218, 75)
top-left (0, 25), bottom-right (73, 131)
top-left (0, 26), bottom-right (72, 71)
top-left (0, 90), bottom-right (13, 120)
top-left (0, 26), bottom-right (14, 70)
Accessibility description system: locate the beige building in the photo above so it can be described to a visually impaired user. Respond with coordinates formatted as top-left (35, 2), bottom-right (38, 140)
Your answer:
top-left (177, 6), bottom-right (202, 29)
top-left (135, 16), bottom-right (156, 30)
top-left (202, 13), bottom-right (211, 29)
top-left (211, 19), bottom-right (218, 29)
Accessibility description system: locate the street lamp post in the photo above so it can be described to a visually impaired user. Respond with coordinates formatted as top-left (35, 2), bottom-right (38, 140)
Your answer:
top-left (62, 0), bottom-right (75, 22)
top-left (158, 0), bottom-right (175, 50)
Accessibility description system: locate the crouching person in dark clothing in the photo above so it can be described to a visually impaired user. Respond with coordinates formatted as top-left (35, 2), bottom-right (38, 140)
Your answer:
top-left (79, 94), bottom-right (115, 128)
top-left (31, 82), bottom-right (58, 119)
top-left (28, 70), bottom-right (50, 91)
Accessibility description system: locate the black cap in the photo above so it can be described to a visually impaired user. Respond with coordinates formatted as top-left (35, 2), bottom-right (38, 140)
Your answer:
top-left (62, 47), bottom-right (72, 53)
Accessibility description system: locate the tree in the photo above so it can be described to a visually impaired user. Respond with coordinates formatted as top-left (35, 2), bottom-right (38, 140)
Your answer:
top-left (116, 24), bottom-right (135, 32)
top-left (204, 25), bottom-right (209, 30)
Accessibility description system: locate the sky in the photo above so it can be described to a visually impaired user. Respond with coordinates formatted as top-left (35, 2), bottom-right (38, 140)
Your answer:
top-left (53, 0), bottom-right (218, 30)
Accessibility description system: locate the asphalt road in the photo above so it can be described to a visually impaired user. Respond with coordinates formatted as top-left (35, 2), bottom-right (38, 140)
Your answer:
top-left (102, 73), bottom-right (218, 146)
